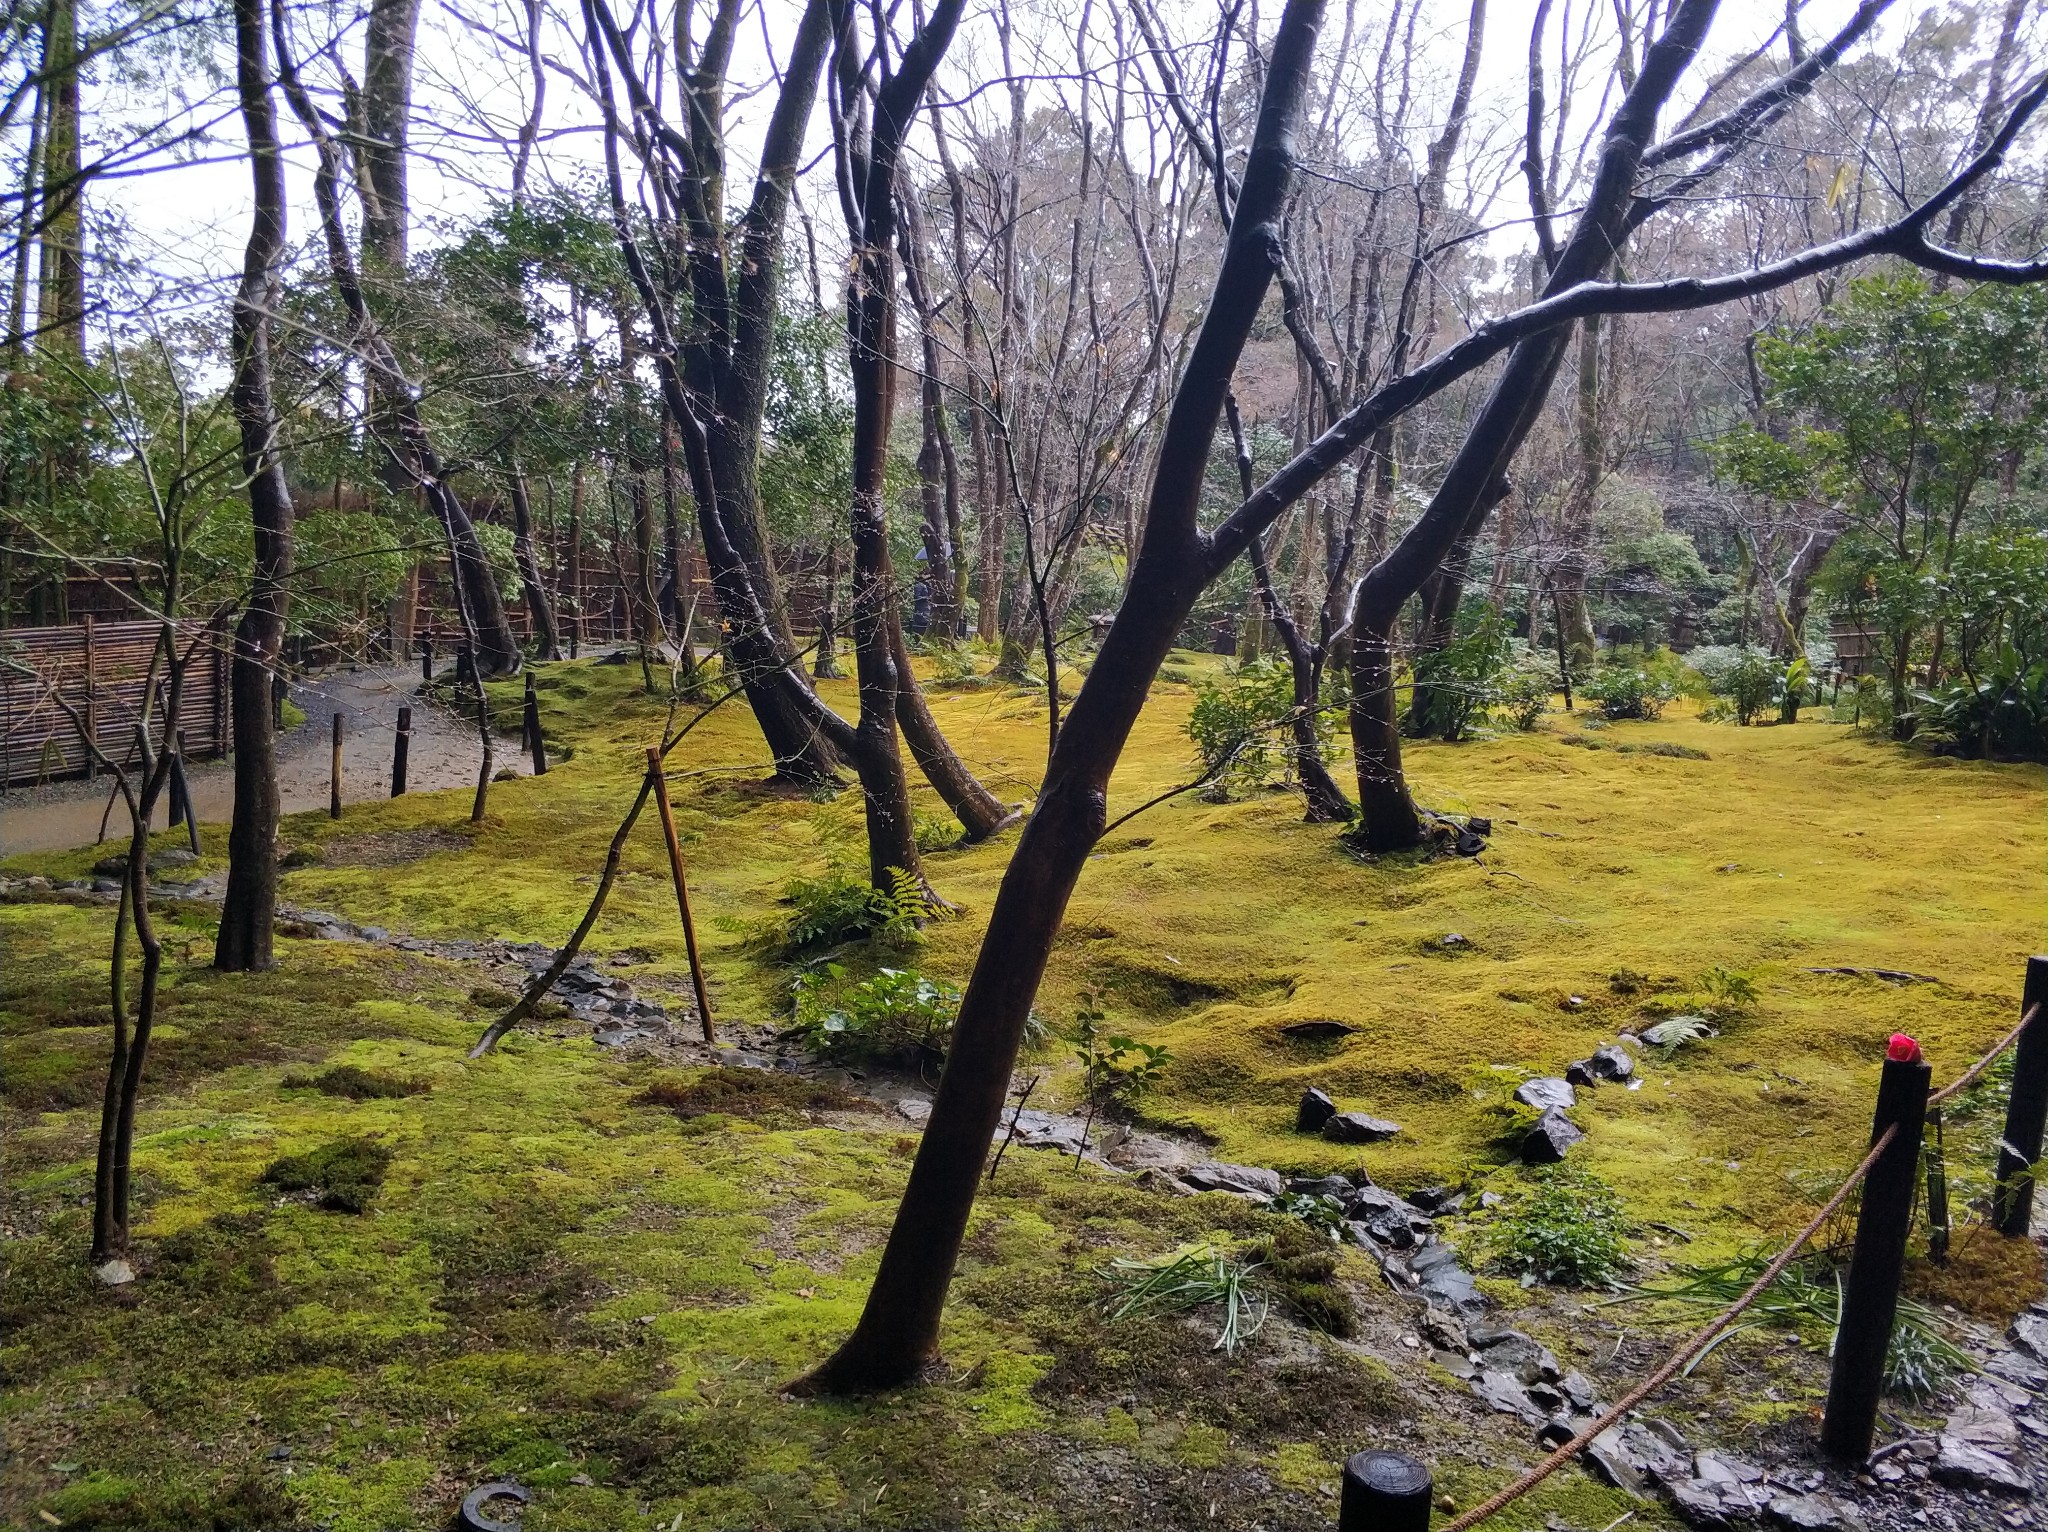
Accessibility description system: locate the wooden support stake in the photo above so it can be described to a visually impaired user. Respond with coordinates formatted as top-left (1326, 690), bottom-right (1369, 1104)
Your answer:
top-left (1820, 1040), bottom-right (1931, 1463)
top-left (645, 747), bottom-right (714, 1043)
top-left (329, 712), bottom-right (344, 819)
top-left (1338, 1450), bottom-right (1432, 1532)
top-left (1994, 956), bottom-right (2048, 1235)
top-left (524, 676), bottom-right (547, 775)
top-left (421, 631), bottom-right (434, 681)
top-left (81, 613), bottom-right (97, 775)
top-left (392, 706), bottom-right (412, 797)
top-left (171, 728), bottom-right (200, 856)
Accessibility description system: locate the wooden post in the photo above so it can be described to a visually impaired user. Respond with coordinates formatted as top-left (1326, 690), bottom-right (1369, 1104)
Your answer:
top-left (1338, 1450), bottom-right (1432, 1532)
top-left (329, 712), bottom-right (344, 819)
top-left (645, 747), bottom-right (715, 1043)
top-left (211, 636), bottom-right (226, 754)
top-left (524, 675), bottom-right (547, 776)
top-left (81, 613), bottom-right (97, 774)
top-left (391, 706), bottom-right (412, 797)
top-left (167, 728), bottom-right (186, 827)
top-left (1994, 956), bottom-right (2048, 1235)
top-left (1821, 1038), bottom-right (1931, 1463)
top-left (1924, 1107), bottom-right (1949, 1264)
top-left (420, 630), bottom-right (434, 681)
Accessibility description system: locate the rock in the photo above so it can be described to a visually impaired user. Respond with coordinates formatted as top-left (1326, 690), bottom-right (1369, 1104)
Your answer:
top-left (1470, 1327), bottom-right (1562, 1384)
top-left (1987, 1348), bottom-right (2048, 1390)
top-left (1591, 1043), bottom-right (1636, 1080)
top-left (1438, 932), bottom-right (1471, 949)
top-left (1348, 1186), bottom-right (1432, 1248)
top-left (1419, 1308), bottom-right (1468, 1354)
top-left (1933, 1438), bottom-right (2033, 1496)
top-left (1407, 1185), bottom-right (1458, 1216)
top-left (1008, 1110), bottom-right (1091, 1155)
top-left (1566, 1059), bottom-right (1600, 1089)
top-left (1280, 1019), bottom-right (1356, 1040)
top-left (92, 853), bottom-right (129, 876)
top-left (1176, 1162), bottom-right (1283, 1199)
top-left (1514, 1077), bottom-right (1577, 1112)
top-left (1767, 1492), bottom-right (1867, 1532)
top-left (1296, 1087), bottom-right (1337, 1133)
top-left (1521, 1108), bottom-right (1584, 1163)
top-left (1472, 1370), bottom-right (1547, 1423)
top-left (896, 1097), bottom-right (933, 1124)
top-left (1467, 817), bottom-right (1493, 835)
top-left (1321, 1111), bottom-right (1401, 1144)
top-left (1945, 1405), bottom-right (2021, 1452)
top-left (1408, 1241), bottom-right (1487, 1313)
top-left (1287, 1173), bottom-right (1356, 1200)
top-left (1432, 1348), bottom-right (1479, 1379)
top-left (1587, 1420), bottom-right (1690, 1495)
top-left (2010, 1311), bottom-right (2048, 1365)
top-left (1693, 1451), bottom-right (1766, 1488)
top-left (1554, 1371), bottom-right (1599, 1411)
top-left (1667, 1474), bottom-right (1767, 1527)
top-left (92, 1258), bottom-right (135, 1287)
top-left (1535, 1416), bottom-right (1577, 1449)
top-left (157, 847), bottom-right (198, 866)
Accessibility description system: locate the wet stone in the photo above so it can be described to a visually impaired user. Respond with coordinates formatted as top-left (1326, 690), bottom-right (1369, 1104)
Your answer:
top-left (1586, 1420), bottom-right (1690, 1495)
top-left (1566, 1059), bottom-right (1599, 1089)
top-left (1286, 1173), bottom-right (1356, 1200)
top-left (1175, 1162), bottom-right (1283, 1199)
top-left (1591, 1043), bottom-right (1636, 1080)
top-left (1766, 1492), bottom-right (1867, 1532)
top-left (1932, 1438), bottom-right (2033, 1496)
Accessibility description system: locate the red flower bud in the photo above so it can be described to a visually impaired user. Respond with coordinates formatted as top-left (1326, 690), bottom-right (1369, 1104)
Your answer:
top-left (1887, 1033), bottom-right (1922, 1063)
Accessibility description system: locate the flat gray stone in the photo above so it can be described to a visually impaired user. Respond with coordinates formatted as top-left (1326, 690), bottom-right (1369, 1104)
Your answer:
top-left (1176, 1162), bottom-right (1282, 1198)
top-left (1514, 1077), bottom-right (1577, 1112)
top-left (1472, 1369), bottom-right (1545, 1423)
top-left (1766, 1492), bottom-right (1866, 1532)
top-left (1591, 1043), bottom-right (1636, 1080)
top-left (1933, 1438), bottom-right (2033, 1496)
top-left (1587, 1420), bottom-right (1690, 1495)
top-left (2011, 1311), bottom-right (2048, 1365)
top-left (1321, 1111), bottom-right (1401, 1143)
top-left (1295, 1087), bottom-right (1337, 1133)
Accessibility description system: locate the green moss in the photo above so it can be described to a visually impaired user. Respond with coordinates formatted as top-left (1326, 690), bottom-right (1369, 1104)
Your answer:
top-left (260, 1137), bottom-right (393, 1213)
top-left (279, 1064), bottom-right (428, 1100)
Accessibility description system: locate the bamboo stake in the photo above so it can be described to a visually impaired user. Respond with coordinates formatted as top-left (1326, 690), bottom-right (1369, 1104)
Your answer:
top-left (645, 746), bottom-right (714, 1043)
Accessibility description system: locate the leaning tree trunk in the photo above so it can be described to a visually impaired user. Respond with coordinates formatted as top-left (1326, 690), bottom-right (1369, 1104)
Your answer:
top-left (217, 0), bottom-right (295, 974)
top-left (803, 0), bottom-right (1329, 1393)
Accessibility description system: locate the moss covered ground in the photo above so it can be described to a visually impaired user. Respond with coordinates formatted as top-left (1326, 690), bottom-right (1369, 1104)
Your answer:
top-left (3, 652), bottom-right (2041, 1529)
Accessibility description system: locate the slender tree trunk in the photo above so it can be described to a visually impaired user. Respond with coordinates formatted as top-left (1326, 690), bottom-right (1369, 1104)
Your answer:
top-left (217, 0), bottom-right (296, 974)
top-left (814, 541), bottom-right (843, 678)
top-left (34, 0), bottom-right (83, 359)
top-left (508, 460), bottom-right (560, 659)
top-left (804, 0), bottom-right (1327, 1392)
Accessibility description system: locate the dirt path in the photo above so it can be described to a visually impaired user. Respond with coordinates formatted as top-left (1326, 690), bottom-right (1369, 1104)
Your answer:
top-left (0, 664), bottom-right (522, 856)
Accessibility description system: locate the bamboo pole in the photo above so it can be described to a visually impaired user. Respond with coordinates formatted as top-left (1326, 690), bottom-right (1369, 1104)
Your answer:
top-left (645, 746), bottom-right (714, 1043)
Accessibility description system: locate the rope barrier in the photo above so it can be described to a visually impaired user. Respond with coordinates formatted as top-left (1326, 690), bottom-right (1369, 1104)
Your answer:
top-left (1929, 1001), bottom-right (2041, 1107)
top-left (1438, 998), bottom-right (2044, 1532)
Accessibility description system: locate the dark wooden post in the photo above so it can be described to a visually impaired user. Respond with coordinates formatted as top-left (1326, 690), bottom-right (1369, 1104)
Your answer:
top-left (271, 671), bottom-right (286, 731)
top-left (524, 675), bottom-right (547, 776)
top-left (1339, 1450), bottom-right (1432, 1532)
top-left (1821, 1037), bottom-right (1931, 1463)
top-left (421, 629), bottom-right (434, 681)
top-left (329, 712), bottom-right (344, 819)
top-left (170, 728), bottom-right (200, 855)
top-left (1994, 957), bottom-right (2048, 1235)
top-left (645, 747), bottom-right (715, 1043)
top-left (391, 706), bottom-right (412, 797)
top-left (167, 729), bottom-right (187, 827)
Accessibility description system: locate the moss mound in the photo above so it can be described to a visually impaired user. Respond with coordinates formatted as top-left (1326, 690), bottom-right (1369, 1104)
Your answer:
top-left (635, 1065), bottom-right (861, 1123)
top-left (258, 1136), bottom-right (393, 1213)
top-left (279, 1064), bottom-right (427, 1100)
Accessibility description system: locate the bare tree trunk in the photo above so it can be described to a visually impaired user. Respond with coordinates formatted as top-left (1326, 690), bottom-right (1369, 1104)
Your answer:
top-left (803, 0), bottom-right (1327, 1392)
top-left (217, 0), bottom-right (296, 974)
top-left (508, 460), bottom-right (560, 660)
top-left (34, 0), bottom-right (83, 359)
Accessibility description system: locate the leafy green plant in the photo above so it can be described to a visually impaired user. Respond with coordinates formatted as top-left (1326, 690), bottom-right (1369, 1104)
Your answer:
top-left (1100, 1246), bottom-right (1268, 1355)
top-left (1410, 607), bottom-right (1513, 742)
top-left (1480, 1166), bottom-right (1632, 1288)
top-left (1071, 991), bottom-right (1173, 1116)
top-left (913, 812), bottom-right (962, 853)
top-left (790, 966), bottom-right (961, 1064)
top-left (1613, 1250), bottom-right (1971, 1398)
top-left (1640, 1015), bottom-right (1715, 1055)
top-left (776, 868), bottom-right (930, 953)
top-left (1185, 655), bottom-right (1335, 796)
top-left (1496, 643), bottom-right (1559, 731)
top-left (1271, 1191), bottom-right (1350, 1241)
top-left (1581, 651), bottom-right (1680, 720)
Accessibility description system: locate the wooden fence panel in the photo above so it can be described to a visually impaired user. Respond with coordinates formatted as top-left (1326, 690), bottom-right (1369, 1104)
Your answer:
top-left (0, 620), bottom-right (229, 788)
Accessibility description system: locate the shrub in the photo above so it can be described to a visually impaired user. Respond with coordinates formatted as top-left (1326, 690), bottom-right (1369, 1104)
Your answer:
top-left (1496, 643), bottom-right (1559, 731)
top-left (913, 812), bottom-right (962, 853)
top-left (260, 1137), bottom-right (393, 1213)
top-left (1409, 609), bottom-right (1512, 742)
top-left (1071, 989), bottom-right (1173, 1117)
top-left (791, 965), bottom-right (961, 1063)
top-left (1581, 649), bottom-right (1681, 720)
top-left (1185, 655), bottom-right (1335, 795)
top-left (1687, 644), bottom-right (1782, 725)
top-left (1481, 1166), bottom-right (1632, 1287)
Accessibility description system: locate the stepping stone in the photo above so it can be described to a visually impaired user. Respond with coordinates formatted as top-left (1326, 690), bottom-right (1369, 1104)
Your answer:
top-left (1521, 1107), bottom-right (1583, 1163)
top-left (1321, 1111), bottom-right (1401, 1144)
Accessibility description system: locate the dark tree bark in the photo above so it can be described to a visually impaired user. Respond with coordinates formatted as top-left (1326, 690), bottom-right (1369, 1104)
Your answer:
top-left (216, 0), bottom-right (295, 974)
top-left (802, 0), bottom-right (1330, 1393)
top-left (508, 460), bottom-right (560, 660)
top-left (271, 3), bottom-right (522, 679)
top-left (898, 193), bottom-right (962, 640)
top-left (357, 0), bottom-right (419, 275)
top-left (33, 0), bottom-right (83, 358)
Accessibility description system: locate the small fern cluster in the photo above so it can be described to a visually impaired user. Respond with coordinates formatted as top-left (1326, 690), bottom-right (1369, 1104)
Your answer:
top-left (777, 866), bottom-right (931, 954)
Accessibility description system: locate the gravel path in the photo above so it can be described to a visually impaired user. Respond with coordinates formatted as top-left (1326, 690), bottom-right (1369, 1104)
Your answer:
top-left (0, 664), bottom-right (522, 856)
